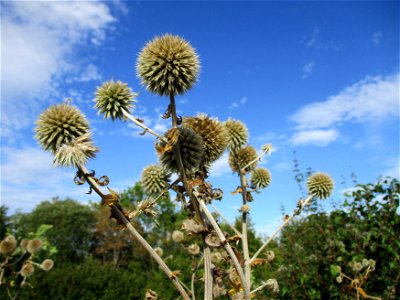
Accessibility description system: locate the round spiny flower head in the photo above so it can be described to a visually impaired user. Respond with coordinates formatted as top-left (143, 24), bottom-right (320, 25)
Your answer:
top-left (251, 167), bottom-right (272, 190)
top-left (53, 133), bottom-right (99, 168)
top-left (211, 251), bottom-right (223, 264)
top-left (228, 145), bottom-right (258, 173)
top-left (187, 243), bottom-right (200, 256)
top-left (94, 80), bottom-right (137, 121)
top-left (35, 103), bottom-right (90, 154)
top-left (306, 172), bottom-right (334, 199)
top-left (223, 118), bottom-right (249, 151)
top-left (27, 238), bottom-right (42, 254)
top-left (141, 164), bottom-right (171, 196)
top-left (20, 239), bottom-right (29, 251)
top-left (20, 261), bottom-right (34, 278)
top-left (41, 259), bottom-right (54, 271)
top-left (137, 34), bottom-right (200, 96)
top-left (172, 230), bottom-right (184, 243)
top-left (182, 114), bottom-right (228, 164)
top-left (0, 235), bottom-right (17, 255)
top-left (158, 127), bottom-right (205, 173)
top-left (154, 247), bottom-right (164, 257)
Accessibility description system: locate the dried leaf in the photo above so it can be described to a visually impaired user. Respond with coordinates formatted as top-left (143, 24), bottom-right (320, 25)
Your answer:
top-left (145, 289), bottom-right (158, 300)
top-left (357, 287), bottom-right (367, 298)
top-left (182, 219), bottom-right (207, 235)
top-left (227, 235), bottom-right (242, 243)
top-left (166, 127), bottom-right (180, 146)
top-left (205, 232), bottom-right (222, 248)
top-left (231, 187), bottom-right (242, 195)
top-left (171, 270), bottom-right (181, 278)
top-left (251, 258), bottom-right (267, 267)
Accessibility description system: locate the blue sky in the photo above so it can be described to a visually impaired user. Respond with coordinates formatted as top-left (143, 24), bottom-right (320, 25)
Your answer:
top-left (1, 1), bottom-right (399, 236)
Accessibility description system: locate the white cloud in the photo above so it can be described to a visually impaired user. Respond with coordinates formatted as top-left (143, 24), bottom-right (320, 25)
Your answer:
top-left (209, 153), bottom-right (231, 177)
top-left (372, 32), bottom-right (383, 45)
top-left (303, 26), bottom-right (321, 49)
top-left (302, 61), bottom-right (314, 79)
top-left (290, 129), bottom-right (339, 147)
top-left (290, 74), bottom-right (399, 130)
top-left (1, 1), bottom-right (115, 138)
top-left (0, 147), bottom-right (87, 212)
top-left (229, 96), bottom-right (247, 109)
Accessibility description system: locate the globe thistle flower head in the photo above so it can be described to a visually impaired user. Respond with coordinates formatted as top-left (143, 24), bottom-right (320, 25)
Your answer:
top-left (251, 167), bottom-right (272, 190)
top-left (141, 164), bottom-right (171, 196)
top-left (182, 114), bottom-right (228, 164)
top-left (0, 235), bottom-right (17, 255)
top-left (41, 259), bottom-right (54, 271)
top-left (53, 133), bottom-right (99, 168)
top-left (21, 261), bottom-right (34, 277)
top-left (228, 145), bottom-right (258, 173)
top-left (35, 103), bottom-right (90, 154)
top-left (20, 239), bottom-right (29, 251)
top-left (211, 251), bottom-right (223, 264)
top-left (157, 127), bottom-right (205, 173)
top-left (187, 243), bottom-right (200, 256)
top-left (94, 80), bottom-right (137, 121)
top-left (223, 118), bottom-right (249, 151)
top-left (137, 34), bottom-right (200, 96)
top-left (306, 172), bottom-right (334, 199)
top-left (172, 230), bottom-right (184, 243)
top-left (154, 247), bottom-right (164, 257)
top-left (27, 238), bottom-right (42, 254)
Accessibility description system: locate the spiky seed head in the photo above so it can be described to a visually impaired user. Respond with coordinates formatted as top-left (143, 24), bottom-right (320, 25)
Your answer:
top-left (211, 251), bottom-right (223, 264)
top-left (140, 164), bottom-right (171, 196)
top-left (94, 80), bottom-right (137, 121)
top-left (158, 127), bottom-right (205, 172)
top-left (137, 34), bottom-right (200, 96)
top-left (154, 247), bottom-right (164, 257)
top-left (182, 114), bottom-right (228, 164)
top-left (0, 235), bottom-right (17, 255)
top-left (21, 261), bottom-right (35, 277)
top-left (228, 145), bottom-right (258, 173)
top-left (251, 168), bottom-right (272, 190)
top-left (187, 243), bottom-right (200, 256)
top-left (306, 172), bottom-right (334, 199)
top-left (239, 204), bottom-right (250, 213)
top-left (266, 250), bottom-right (275, 262)
top-left (35, 103), bottom-right (90, 154)
top-left (20, 239), bottom-right (29, 251)
top-left (172, 230), bottom-right (184, 243)
top-left (223, 118), bottom-right (249, 151)
top-left (41, 259), bottom-right (54, 271)
top-left (27, 238), bottom-right (42, 254)
top-left (53, 133), bottom-right (99, 168)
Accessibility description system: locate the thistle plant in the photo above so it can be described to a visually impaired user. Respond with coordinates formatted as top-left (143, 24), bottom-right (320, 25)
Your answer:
top-left (35, 33), bottom-right (335, 299)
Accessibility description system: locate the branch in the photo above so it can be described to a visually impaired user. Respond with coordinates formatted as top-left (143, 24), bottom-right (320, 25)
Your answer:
top-left (250, 195), bottom-right (313, 263)
top-left (78, 165), bottom-right (190, 300)
top-left (210, 203), bottom-right (242, 237)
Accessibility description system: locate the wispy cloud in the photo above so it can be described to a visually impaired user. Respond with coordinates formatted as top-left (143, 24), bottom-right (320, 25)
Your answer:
top-left (303, 26), bottom-right (321, 49)
top-left (0, 147), bottom-right (88, 212)
top-left (290, 129), bottom-right (339, 147)
top-left (229, 96), bottom-right (247, 109)
top-left (372, 31), bottom-right (383, 46)
top-left (289, 74), bottom-right (399, 146)
top-left (1, 1), bottom-right (116, 139)
top-left (302, 61), bottom-right (315, 79)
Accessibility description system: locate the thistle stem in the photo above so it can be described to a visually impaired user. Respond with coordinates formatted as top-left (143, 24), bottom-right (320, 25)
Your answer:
top-left (241, 144), bottom-right (272, 173)
top-left (211, 203), bottom-right (242, 237)
top-left (238, 169), bottom-right (251, 293)
top-left (121, 108), bottom-right (168, 143)
top-left (78, 165), bottom-right (190, 300)
top-left (250, 195), bottom-right (313, 263)
top-left (203, 246), bottom-right (213, 300)
top-left (197, 197), bottom-right (250, 300)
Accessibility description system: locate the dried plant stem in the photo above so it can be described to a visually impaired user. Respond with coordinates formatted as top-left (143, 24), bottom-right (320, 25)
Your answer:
top-left (238, 170), bottom-right (251, 293)
top-left (197, 198), bottom-right (250, 300)
top-left (250, 195), bottom-right (313, 263)
top-left (250, 281), bottom-right (269, 295)
top-left (78, 165), bottom-right (190, 300)
top-left (203, 246), bottom-right (213, 300)
top-left (211, 203), bottom-right (242, 237)
top-left (121, 108), bottom-right (168, 143)
top-left (191, 273), bottom-right (196, 300)
top-left (241, 144), bottom-right (272, 172)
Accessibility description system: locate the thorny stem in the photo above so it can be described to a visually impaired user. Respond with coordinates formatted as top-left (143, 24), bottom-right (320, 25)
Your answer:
top-left (197, 197), bottom-right (250, 300)
top-left (121, 108), bottom-right (168, 143)
top-left (250, 195), bottom-right (313, 263)
top-left (169, 93), bottom-right (214, 299)
top-left (240, 144), bottom-right (272, 173)
top-left (210, 203), bottom-right (242, 237)
top-left (238, 169), bottom-right (251, 294)
top-left (78, 165), bottom-right (190, 300)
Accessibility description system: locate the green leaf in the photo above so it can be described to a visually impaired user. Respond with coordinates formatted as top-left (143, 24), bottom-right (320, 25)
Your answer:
top-left (35, 224), bottom-right (53, 237)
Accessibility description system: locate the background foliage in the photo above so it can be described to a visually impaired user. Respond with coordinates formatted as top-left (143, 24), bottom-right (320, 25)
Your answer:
top-left (1, 177), bottom-right (398, 299)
